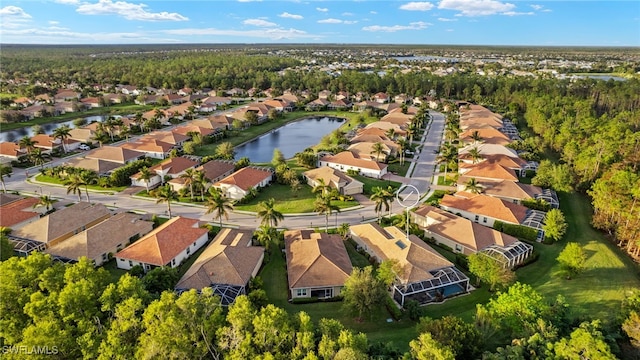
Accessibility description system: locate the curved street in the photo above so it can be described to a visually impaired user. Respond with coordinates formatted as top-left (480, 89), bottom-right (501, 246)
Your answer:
top-left (3, 111), bottom-right (446, 229)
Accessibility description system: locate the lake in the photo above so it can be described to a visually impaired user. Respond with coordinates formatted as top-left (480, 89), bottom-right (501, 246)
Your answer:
top-left (234, 116), bottom-right (345, 163)
top-left (0, 115), bottom-right (106, 142)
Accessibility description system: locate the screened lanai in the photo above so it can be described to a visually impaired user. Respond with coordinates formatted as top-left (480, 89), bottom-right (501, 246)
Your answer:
top-left (392, 267), bottom-right (470, 307)
top-left (536, 188), bottom-right (560, 208)
top-left (482, 241), bottom-right (534, 268)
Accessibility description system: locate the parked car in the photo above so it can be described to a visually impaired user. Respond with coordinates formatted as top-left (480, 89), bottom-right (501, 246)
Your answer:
top-left (78, 144), bottom-right (90, 151)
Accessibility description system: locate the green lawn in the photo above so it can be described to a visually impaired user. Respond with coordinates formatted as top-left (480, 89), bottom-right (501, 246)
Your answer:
top-left (34, 174), bottom-right (127, 193)
top-left (1, 103), bottom-right (156, 131)
top-left (234, 183), bottom-right (358, 214)
top-left (259, 249), bottom-right (417, 353)
top-left (437, 174), bottom-right (456, 186)
top-left (352, 175), bottom-right (402, 195)
top-left (387, 160), bottom-right (410, 177)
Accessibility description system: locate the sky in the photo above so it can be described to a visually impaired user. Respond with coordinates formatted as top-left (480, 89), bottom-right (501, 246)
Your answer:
top-left (0, 0), bottom-right (638, 46)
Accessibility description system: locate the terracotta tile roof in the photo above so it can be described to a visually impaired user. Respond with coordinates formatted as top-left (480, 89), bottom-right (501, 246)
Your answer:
top-left (214, 167), bottom-right (273, 191)
top-left (204, 114), bottom-right (235, 127)
top-left (483, 154), bottom-right (527, 168)
top-left (12, 202), bottom-right (111, 244)
top-left (364, 122), bottom-right (407, 135)
top-left (459, 144), bottom-right (519, 159)
top-left (68, 128), bottom-right (96, 142)
top-left (121, 139), bottom-right (174, 154)
top-left (86, 146), bottom-right (144, 164)
top-left (63, 157), bottom-right (121, 174)
top-left (149, 157), bottom-right (198, 175)
top-left (413, 205), bottom-right (517, 252)
top-left (0, 196), bottom-right (40, 228)
top-left (172, 125), bottom-right (214, 137)
top-left (459, 128), bottom-right (511, 145)
top-left (320, 151), bottom-right (387, 171)
top-left (440, 192), bottom-right (528, 224)
top-left (349, 224), bottom-right (453, 284)
top-left (30, 134), bottom-right (59, 149)
top-left (115, 216), bottom-right (208, 266)
top-left (347, 142), bottom-right (393, 161)
top-left (285, 230), bottom-right (353, 289)
top-left (460, 162), bottom-right (518, 181)
top-left (175, 228), bottom-right (264, 290)
top-left (46, 213), bottom-right (153, 262)
top-left (197, 160), bottom-right (236, 181)
top-left (380, 112), bottom-right (413, 126)
top-left (146, 131), bottom-right (189, 145)
top-left (303, 167), bottom-right (362, 191)
top-left (473, 179), bottom-right (541, 201)
top-left (0, 142), bottom-right (25, 157)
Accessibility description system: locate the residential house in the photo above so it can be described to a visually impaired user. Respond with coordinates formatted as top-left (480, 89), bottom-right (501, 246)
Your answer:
top-left (213, 167), bottom-right (273, 200)
top-left (21, 104), bottom-right (59, 120)
top-left (440, 192), bottom-right (546, 239)
top-left (199, 96), bottom-right (232, 112)
top-left (363, 122), bottom-right (407, 137)
top-left (172, 125), bottom-right (215, 138)
top-left (68, 127), bottom-right (97, 143)
top-left (459, 143), bottom-right (519, 160)
top-left (118, 85), bottom-right (139, 96)
top-left (197, 160), bottom-right (236, 183)
top-left (328, 99), bottom-right (351, 110)
top-left (459, 127), bottom-right (512, 146)
top-left (131, 156), bottom-right (199, 189)
top-left (394, 94), bottom-right (410, 104)
top-left (63, 157), bottom-right (121, 176)
top-left (46, 212), bottom-right (153, 266)
top-left (177, 87), bottom-right (193, 96)
top-left (373, 92), bottom-right (389, 103)
top-left (318, 151), bottom-right (388, 179)
top-left (54, 90), bottom-right (80, 102)
top-left (318, 90), bottom-right (332, 99)
top-left (80, 97), bottom-right (101, 109)
top-left (350, 223), bottom-right (469, 306)
top-left (115, 216), bottom-right (209, 272)
top-left (145, 131), bottom-right (189, 147)
top-left (10, 202), bottom-right (111, 254)
top-left (121, 138), bottom-right (174, 159)
top-left (199, 114), bottom-right (236, 130)
top-left (305, 98), bottom-right (330, 111)
top-left (0, 196), bottom-right (44, 229)
top-left (412, 205), bottom-right (533, 268)
top-left (347, 142), bottom-right (393, 162)
top-left (285, 230), bottom-right (352, 300)
top-left (380, 112), bottom-right (413, 127)
top-left (85, 146), bottom-right (145, 164)
top-left (457, 179), bottom-right (559, 209)
top-left (303, 166), bottom-right (363, 195)
top-left (458, 161), bottom-right (519, 183)
top-left (175, 228), bottom-right (264, 305)
top-left (30, 134), bottom-right (61, 153)
top-left (0, 142), bottom-right (26, 164)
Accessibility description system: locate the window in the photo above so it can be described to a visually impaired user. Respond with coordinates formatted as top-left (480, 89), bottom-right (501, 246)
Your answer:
top-left (296, 288), bottom-right (308, 297)
top-left (171, 259), bottom-right (176, 266)
top-left (102, 253), bottom-right (108, 262)
top-left (128, 260), bottom-right (133, 267)
top-left (192, 241), bottom-right (197, 248)
top-left (186, 247), bottom-right (191, 255)
top-left (483, 217), bottom-right (487, 223)
top-left (474, 215), bottom-right (479, 222)
top-left (455, 244), bottom-right (463, 252)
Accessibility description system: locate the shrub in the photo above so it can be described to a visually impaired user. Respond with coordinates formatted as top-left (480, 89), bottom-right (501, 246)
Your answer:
top-left (404, 299), bottom-right (423, 320)
top-left (493, 221), bottom-right (538, 242)
top-left (385, 295), bottom-right (403, 320)
top-left (291, 297), bottom-right (319, 304)
top-left (456, 253), bottom-right (469, 270)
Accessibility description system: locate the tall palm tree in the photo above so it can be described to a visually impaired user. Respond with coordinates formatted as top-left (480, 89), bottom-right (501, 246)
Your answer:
top-left (65, 173), bottom-right (85, 202)
top-left (437, 143), bottom-right (458, 182)
top-left (383, 186), bottom-right (396, 217)
top-left (205, 191), bottom-right (234, 228)
top-left (215, 142), bottom-right (235, 160)
top-left (152, 184), bottom-right (179, 218)
top-left (30, 148), bottom-right (46, 170)
top-left (0, 164), bottom-right (11, 193)
top-left (314, 194), bottom-right (340, 232)
top-left (254, 225), bottom-right (279, 258)
top-left (468, 147), bottom-right (483, 164)
top-left (119, 125), bottom-right (132, 142)
top-left (371, 142), bottom-right (385, 162)
top-left (396, 137), bottom-right (408, 166)
top-left (93, 131), bottom-right (110, 147)
top-left (385, 128), bottom-right (396, 140)
top-left (52, 125), bottom-right (71, 154)
top-left (312, 178), bottom-right (332, 197)
top-left (370, 186), bottom-right (389, 223)
top-left (465, 178), bottom-right (483, 194)
top-left (179, 168), bottom-right (198, 200)
top-left (33, 194), bottom-right (54, 211)
top-left (80, 171), bottom-right (97, 203)
top-left (470, 130), bottom-right (483, 144)
top-left (18, 136), bottom-right (37, 156)
top-left (138, 167), bottom-right (154, 194)
top-left (194, 170), bottom-right (209, 202)
top-left (256, 198), bottom-right (284, 228)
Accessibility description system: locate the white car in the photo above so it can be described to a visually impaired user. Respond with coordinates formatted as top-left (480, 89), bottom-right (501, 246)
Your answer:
top-left (78, 144), bottom-right (91, 151)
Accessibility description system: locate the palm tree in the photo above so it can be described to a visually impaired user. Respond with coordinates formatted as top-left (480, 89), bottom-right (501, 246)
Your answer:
top-left (254, 225), bottom-right (279, 258)
top-left (371, 142), bottom-right (385, 162)
top-left (314, 194), bottom-right (340, 232)
top-left (179, 168), bottom-right (198, 200)
top-left (30, 148), bottom-right (47, 170)
top-left (65, 173), bottom-right (85, 202)
top-left (93, 131), bottom-right (110, 147)
top-left (396, 137), bottom-right (408, 166)
top-left (470, 130), bottom-right (483, 144)
top-left (256, 198), bottom-right (284, 227)
top-left (465, 178), bottom-right (483, 194)
top-left (0, 164), bottom-right (12, 193)
top-left (337, 223), bottom-right (350, 240)
top-left (33, 194), bottom-right (54, 211)
top-left (468, 147), bottom-right (483, 164)
top-left (385, 128), bottom-right (396, 140)
top-left (370, 186), bottom-right (389, 223)
top-left (138, 167), bottom-right (154, 194)
top-left (215, 142), bottom-right (235, 160)
top-left (205, 191), bottom-right (234, 228)
top-left (152, 184), bottom-right (179, 218)
top-left (52, 125), bottom-right (71, 154)
top-left (194, 170), bottom-right (209, 201)
top-left (383, 186), bottom-right (396, 217)
top-left (119, 125), bottom-right (132, 142)
top-left (312, 178), bottom-right (332, 197)
top-left (80, 171), bottom-right (97, 203)
top-left (18, 136), bottom-right (37, 156)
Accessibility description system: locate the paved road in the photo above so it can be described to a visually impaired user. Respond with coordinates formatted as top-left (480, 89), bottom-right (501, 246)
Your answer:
top-left (4, 111), bottom-right (446, 229)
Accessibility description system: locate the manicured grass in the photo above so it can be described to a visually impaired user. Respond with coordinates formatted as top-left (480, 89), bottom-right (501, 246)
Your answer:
top-left (234, 183), bottom-right (358, 214)
top-left (344, 239), bottom-right (371, 269)
top-left (102, 258), bottom-right (128, 284)
top-left (259, 249), bottom-right (416, 353)
top-left (352, 175), bottom-right (402, 195)
top-left (34, 174), bottom-right (127, 192)
top-left (437, 174), bottom-right (456, 186)
top-left (387, 160), bottom-right (410, 177)
top-left (424, 190), bottom-right (451, 204)
top-left (1, 103), bottom-right (156, 131)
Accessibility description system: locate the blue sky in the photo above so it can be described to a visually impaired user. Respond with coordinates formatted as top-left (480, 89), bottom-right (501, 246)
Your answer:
top-left (0, 1), bottom-right (638, 46)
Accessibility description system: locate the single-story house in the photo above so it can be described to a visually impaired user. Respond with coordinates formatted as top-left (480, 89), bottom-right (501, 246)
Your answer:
top-left (350, 223), bottom-right (469, 306)
top-left (303, 166), bottom-right (363, 196)
top-left (115, 216), bottom-right (208, 272)
top-left (0, 196), bottom-right (44, 229)
top-left (213, 167), bottom-right (273, 200)
top-left (458, 162), bottom-right (519, 183)
top-left (63, 157), bottom-right (121, 177)
top-left (459, 128), bottom-right (512, 146)
top-left (131, 156), bottom-right (199, 189)
top-left (175, 228), bottom-right (265, 305)
top-left (285, 230), bottom-right (353, 300)
top-left (46, 212), bottom-right (153, 266)
top-left (412, 205), bottom-right (533, 268)
top-left (318, 151), bottom-right (388, 179)
top-left (456, 179), bottom-right (559, 208)
top-left (85, 146), bottom-right (145, 164)
top-left (121, 138), bottom-right (175, 159)
top-left (0, 142), bottom-right (26, 164)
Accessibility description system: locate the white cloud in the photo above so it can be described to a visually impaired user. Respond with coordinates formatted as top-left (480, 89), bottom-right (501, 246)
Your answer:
top-left (542, 9), bottom-right (552, 12)
top-left (238, 0), bottom-right (262, 2)
top-left (49, 20), bottom-right (60, 25)
top-left (243, 18), bottom-right (277, 27)
top-left (502, 11), bottom-right (534, 16)
top-left (316, 7), bottom-right (328, 12)
top-left (438, 17), bottom-right (457, 21)
top-left (530, 4), bottom-right (543, 10)
top-left (438, 0), bottom-right (516, 16)
top-left (317, 18), bottom-right (357, 24)
top-left (163, 27), bottom-right (317, 40)
top-left (370, 11), bottom-right (377, 14)
top-left (54, 0), bottom-right (81, 4)
top-left (279, 12), bottom-right (303, 19)
top-left (0, 6), bottom-right (32, 29)
top-left (76, 0), bottom-right (189, 21)
top-left (342, 12), bottom-right (354, 16)
top-left (399, 2), bottom-right (434, 11)
top-left (362, 21), bottom-right (431, 32)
